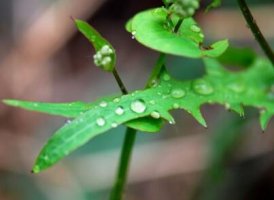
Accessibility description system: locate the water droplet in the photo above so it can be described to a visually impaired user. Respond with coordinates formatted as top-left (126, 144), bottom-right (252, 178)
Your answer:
top-left (173, 103), bottom-right (180, 109)
top-left (113, 98), bottom-right (120, 103)
top-left (100, 101), bottom-right (108, 107)
top-left (163, 74), bottom-right (171, 81)
top-left (190, 25), bottom-right (201, 33)
top-left (169, 119), bottom-right (176, 125)
top-left (115, 106), bottom-right (124, 115)
top-left (33, 103), bottom-right (38, 107)
top-left (228, 82), bottom-right (245, 93)
top-left (96, 117), bottom-right (106, 126)
top-left (171, 88), bottom-right (186, 98)
top-left (150, 79), bottom-right (158, 87)
top-left (149, 100), bottom-right (155, 105)
top-left (65, 119), bottom-right (71, 124)
top-left (131, 31), bottom-right (136, 39)
top-left (130, 99), bottom-right (146, 114)
top-left (151, 111), bottom-right (161, 119)
top-left (111, 122), bottom-right (118, 128)
top-left (193, 79), bottom-right (214, 95)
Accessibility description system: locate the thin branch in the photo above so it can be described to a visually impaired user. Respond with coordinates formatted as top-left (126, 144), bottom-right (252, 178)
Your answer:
top-left (237, 0), bottom-right (274, 65)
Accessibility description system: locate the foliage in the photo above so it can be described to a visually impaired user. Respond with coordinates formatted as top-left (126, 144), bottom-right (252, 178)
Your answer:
top-left (2, 1), bottom-right (273, 198)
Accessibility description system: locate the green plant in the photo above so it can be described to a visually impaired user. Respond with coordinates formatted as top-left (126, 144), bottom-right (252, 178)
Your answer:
top-left (3, 0), bottom-right (273, 199)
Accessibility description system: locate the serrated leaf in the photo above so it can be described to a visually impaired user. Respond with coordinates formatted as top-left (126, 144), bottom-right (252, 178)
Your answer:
top-left (32, 56), bottom-right (273, 172)
top-left (126, 7), bottom-right (228, 58)
top-left (75, 19), bottom-right (116, 71)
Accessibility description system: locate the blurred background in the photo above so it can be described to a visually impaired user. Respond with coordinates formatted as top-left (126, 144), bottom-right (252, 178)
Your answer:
top-left (0, 0), bottom-right (273, 199)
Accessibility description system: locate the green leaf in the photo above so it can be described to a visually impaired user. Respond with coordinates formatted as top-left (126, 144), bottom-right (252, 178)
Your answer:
top-left (126, 8), bottom-right (228, 58)
top-left (2, 99), bottom-right (89, 118)
top-left (32, 56), bottom-right (273, 172)
top-left (2, 98), bottom-right (162, 133)
top-left (75, 19), bottom-right (116, 72)
top-left (206, 0), bottom-right (222, 12)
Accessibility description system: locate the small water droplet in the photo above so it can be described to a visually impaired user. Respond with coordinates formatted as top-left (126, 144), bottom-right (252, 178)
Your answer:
top-left (66, 119), bottom-right (71, 124)
top-left (149, 100), bottom-right (155, 105)
top-left (169, 119), bottom-right (176, 125)
top-left (115, 106), bottom-right (124, 115)
top-left (150, 79), bottom-right (158, 87)
top-left (99, 101), bottom-right (108, 107)
top-left (193, 79), bottom-right (214, 95)
top-left (131, 31), bottom-right (136, 39)
top-left (111, 122), bottom-right (118, 128)
top-left (228, 83), bottom-right (245, 93)
top-left (113, 98), bottom-right (120, 103)
top-left (163, 74), bottom-right (171, 81)
top-left (171, 88), bottom-right (186, 99)
top-left (130, 99), bottom-right (146, 114)
top-left (190, 24), bottom-right (201, 33)
top-left (96, 117), bottom-right (106, 126)
top-left (173, 103), bottom-right (180, 109)
top-left (33, 103), bottom-right (38, 107)
top-left (151, 111), bottom-right (161, 119)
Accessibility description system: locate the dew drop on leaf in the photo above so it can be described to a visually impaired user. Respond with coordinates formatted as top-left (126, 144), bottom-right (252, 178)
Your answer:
top-left (173, 103), bottom-right (180, 109)
top-left (163, 74), bottom-right (171, 81)
top-left (130, 99), bottom-right (146, 113)
top-left (193, 79), bottom-right (214, 95)
top-left (113, 98), bottom-right (120, 103)
top-left (99, 101), bottom-right (108, 107)
top-left (111, 122), bottom-right (118, 128)
top-left (115, 106), bottom-right (125, 115)
top-left (96, 117), bottom-right (106, 126)
top-left (171, 88), bottom-right (186, 98)
top-left (228, 82), bottom-right (245, 93)
top-left (150, 111), bottom-right (161, 119)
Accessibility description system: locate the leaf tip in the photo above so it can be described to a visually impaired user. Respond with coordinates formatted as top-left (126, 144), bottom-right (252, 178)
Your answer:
top-left (31, 165), bottom-right (41, 174)
top-left (2, 99), bottom-right (18, 106)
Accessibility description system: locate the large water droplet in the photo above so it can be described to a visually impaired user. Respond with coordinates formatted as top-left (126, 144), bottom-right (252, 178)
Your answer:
top-left (151, 111), bottom-right (161, 119)
top-left (193, 79), bottom-right (214, 95)
top-left (115, 106), bottom-right (124, 115)
top-left (99, 101), bottom-right (108, 107)
top-left (96, 117), bottom-right (106, 126)
top-left (130, 99), bottom-right (146, 114)
top-left (171, 88), bottom-right (186, 99)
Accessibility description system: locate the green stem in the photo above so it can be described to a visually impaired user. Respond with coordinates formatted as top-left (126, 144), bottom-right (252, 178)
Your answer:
top-left (173, 19), bottom-right (183, 33)
top-left (237, 0), bottom-right (274, 66)
top-left (110, 128), bottom-right (137, 200)
top-left (113, 68), bottom-right (128, 95)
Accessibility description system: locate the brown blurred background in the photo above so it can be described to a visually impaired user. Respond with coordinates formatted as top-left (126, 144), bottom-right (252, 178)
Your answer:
top-left (0, 0), bottom-right (274, 199)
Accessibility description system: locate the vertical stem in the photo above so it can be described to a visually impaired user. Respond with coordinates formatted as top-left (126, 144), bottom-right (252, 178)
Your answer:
top-left (110, 128), bottom-right (137, 200)
top-left (237, 0), bottom-right (274, 65)
top-left (113, 68), bottom-right (128, 95)
top-left (110, 68), bottom-right (136, 200)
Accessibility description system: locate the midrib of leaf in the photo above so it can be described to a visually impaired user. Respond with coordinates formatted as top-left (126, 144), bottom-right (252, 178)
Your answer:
top-left (31, 57), bottom-right (273, 172)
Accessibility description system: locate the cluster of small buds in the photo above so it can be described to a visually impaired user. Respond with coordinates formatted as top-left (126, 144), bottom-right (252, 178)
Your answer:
top-left (93, 45), bottom-right (113, 68)
top-left (169, 0), bottom-right (200, 18)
